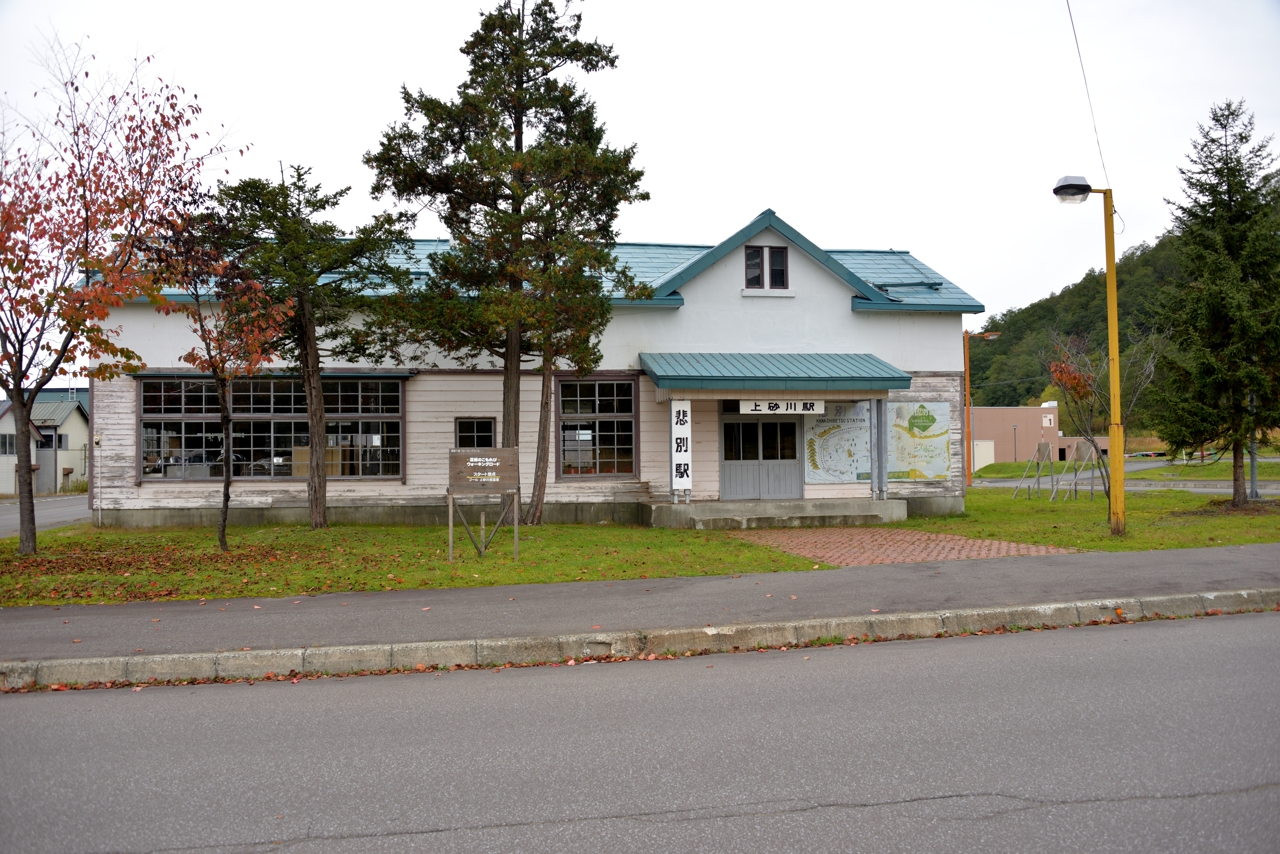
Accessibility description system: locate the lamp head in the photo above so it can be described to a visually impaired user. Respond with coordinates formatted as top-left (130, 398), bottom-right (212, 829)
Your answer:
top-left (1053, 175), bottom-right (1092, 204)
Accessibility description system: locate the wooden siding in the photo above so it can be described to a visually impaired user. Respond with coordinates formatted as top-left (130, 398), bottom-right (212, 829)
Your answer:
top-left (886, 372), bottom-right (964, 498)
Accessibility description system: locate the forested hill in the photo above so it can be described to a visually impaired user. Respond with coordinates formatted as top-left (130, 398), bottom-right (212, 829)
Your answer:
top-left (968, 233), bottom-right (1184, 409)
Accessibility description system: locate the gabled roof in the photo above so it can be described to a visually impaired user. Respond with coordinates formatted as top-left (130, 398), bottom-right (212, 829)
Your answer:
top-left (639, 210), bottom-right (895, 308)
top-left (29, 400), bottom-right (88, 427)
top-left (610, 210), bottom-right (983, 313)
top-left (639, 352), bottom-right (912, 391)
top-left (146, 219), bottom-right (984, 313)
top-left (0, 402), bottom-right (51, 438)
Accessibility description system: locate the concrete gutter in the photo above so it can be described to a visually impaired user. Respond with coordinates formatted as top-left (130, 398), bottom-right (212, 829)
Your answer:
top-left (3, 587), bottom-right (1277, 691)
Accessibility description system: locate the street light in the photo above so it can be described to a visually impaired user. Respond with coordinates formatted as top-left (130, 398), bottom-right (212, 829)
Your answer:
top-left (964, 330), bottom-right (1001, 486)
top-left (1054, 174), bottom-right (1125, 534)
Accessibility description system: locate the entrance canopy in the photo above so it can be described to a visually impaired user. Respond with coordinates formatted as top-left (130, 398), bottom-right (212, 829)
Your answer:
top-left (638, 353), bottom-right (912, 391)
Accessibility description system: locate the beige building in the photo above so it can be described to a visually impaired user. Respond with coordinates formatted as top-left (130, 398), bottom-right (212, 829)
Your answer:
top-left (969, 403), bottom-right (1108, 466)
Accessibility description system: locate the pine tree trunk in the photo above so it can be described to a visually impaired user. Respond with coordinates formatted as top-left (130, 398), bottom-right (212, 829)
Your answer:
top-left (11, 395), bottom-right (38, 555)
top-left (297, 293), bottom-right (328, 529)
top-left (524, 359), bottom-right (555, 525)
top-left (501, 320), bottom-right (521, 450)
top-left (216, 376), bottom-right (232, 552)
top-left (1232, 438), bottom-right (1246, 508)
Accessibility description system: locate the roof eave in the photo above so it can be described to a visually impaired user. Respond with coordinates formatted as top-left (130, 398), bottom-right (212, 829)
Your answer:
top-left (610, 294), bottom-right (685, 308)
top-left (851, 297), bottom-right (986, 313)
top-left (645, 376), bottom-right (912, 391)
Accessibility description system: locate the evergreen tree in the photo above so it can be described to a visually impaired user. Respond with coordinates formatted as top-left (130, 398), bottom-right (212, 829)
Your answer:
top-left (214, 168), bottom-right (412, 528)
top-left (1152, 100), bottom-right (1280, 506)
top-left (364, 0), bottom-right (648, 523)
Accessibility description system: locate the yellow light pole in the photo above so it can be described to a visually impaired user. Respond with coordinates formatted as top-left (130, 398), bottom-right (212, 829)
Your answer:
top-left (1054, 176), bottom-right (1125, 534)
top-left (964, 331), bottom-right (1001, 487)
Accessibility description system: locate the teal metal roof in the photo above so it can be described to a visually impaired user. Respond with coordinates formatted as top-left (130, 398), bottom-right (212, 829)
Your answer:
top-left (609, 211), bottom-right (983, 313)
top-left (149, 228), bottom-right (984, 314)
top-left (638, 353), bottom-right (912, 391)
top-left (828, 250), bottom-right (984, 312)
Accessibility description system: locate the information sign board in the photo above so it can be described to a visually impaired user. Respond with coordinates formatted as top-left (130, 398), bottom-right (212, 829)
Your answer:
top-left (449, 447), bottom-right (520, 494)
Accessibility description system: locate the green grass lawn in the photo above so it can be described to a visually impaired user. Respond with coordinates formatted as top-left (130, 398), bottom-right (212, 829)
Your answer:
top-left (1127, 460), bottom-right (1280, 480)
top-left (893, 488), bottom-right (1280, 552)
top-left (0, 523), bottom-right (824, 607)
top-left (973, 461), bottom-right (1100, 479)
top-left (4, 489), bottom-right (1277, 608)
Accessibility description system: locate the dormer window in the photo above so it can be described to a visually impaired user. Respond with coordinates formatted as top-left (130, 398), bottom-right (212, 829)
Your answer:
top-left (745, 246), bottom-right (787, 290)
top-left (769, 247), bottom-right (787, 289)
top-left (745, 247), bottom-right (763, 288)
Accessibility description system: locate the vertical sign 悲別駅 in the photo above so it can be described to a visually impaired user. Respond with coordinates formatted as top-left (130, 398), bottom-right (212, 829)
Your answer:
top-left (671, 399), bottom-right (692, 492)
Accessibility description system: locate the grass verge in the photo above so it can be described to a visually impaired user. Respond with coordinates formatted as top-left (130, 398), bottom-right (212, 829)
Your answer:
top-left (1127, 460), bottom-right (1280, 481)
top-left (891, 488), bottom-right (1280, 552)
top-left (973, 461), bottom-right (1100, 479)
top-left (0, 523), bottom-right (825, 607)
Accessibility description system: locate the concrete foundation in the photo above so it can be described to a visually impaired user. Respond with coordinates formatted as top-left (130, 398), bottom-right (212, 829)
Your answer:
top-left (97, 494), bottom-right (956, 528)
top-left (643, 498), bottom-right (908, 529)
top-left (895, 495), bottom-right (966, 518)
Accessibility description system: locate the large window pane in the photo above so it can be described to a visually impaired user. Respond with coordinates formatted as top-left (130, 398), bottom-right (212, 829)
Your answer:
top-left (324, 420), bottom-right (400, 477)
top-left (142, 421), bottom-right (223, 478)
top-left (142, 380), bottom-right (216, 415)
top-left (142, 378), bottom-right (400, 479)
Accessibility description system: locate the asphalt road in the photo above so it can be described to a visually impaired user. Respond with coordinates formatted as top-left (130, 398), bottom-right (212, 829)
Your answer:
top-left (5, 543), bottom-right (1279, 662)
top-left (1, 613), bottom-right (1276, 853)
top-left (0, 494), bottom-right (92, 538)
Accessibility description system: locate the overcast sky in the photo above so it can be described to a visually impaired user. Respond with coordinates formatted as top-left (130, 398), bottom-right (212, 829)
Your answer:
top-left (3, 0), bottom-right (1278, 336)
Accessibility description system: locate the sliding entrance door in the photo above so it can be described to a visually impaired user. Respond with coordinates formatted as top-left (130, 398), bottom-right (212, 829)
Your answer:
top-left (721, 419), bottom-right (802, 500)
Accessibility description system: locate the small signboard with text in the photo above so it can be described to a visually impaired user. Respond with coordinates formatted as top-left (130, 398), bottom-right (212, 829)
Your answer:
top-left (671, 399), bottom-right (692, 491)
top-left (448, 447), bottom-right (520, 494)
top-left (740, 400), bottom-right (825, 415)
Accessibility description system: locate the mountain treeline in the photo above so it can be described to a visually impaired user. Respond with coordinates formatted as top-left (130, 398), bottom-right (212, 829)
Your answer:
top-left (969, 233), bottom-right (1184, 432)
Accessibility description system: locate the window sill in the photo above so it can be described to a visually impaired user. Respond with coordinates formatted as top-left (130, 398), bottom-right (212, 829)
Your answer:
top-left (741, 289), bottom-right (794, 298)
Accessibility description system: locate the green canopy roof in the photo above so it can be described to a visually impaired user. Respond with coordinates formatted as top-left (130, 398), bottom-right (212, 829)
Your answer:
top-left (638, 353), bottom-right (912, 391)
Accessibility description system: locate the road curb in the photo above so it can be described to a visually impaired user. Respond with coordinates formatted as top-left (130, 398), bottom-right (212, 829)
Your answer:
top-left (4, 587), bottom-right (1278, 690)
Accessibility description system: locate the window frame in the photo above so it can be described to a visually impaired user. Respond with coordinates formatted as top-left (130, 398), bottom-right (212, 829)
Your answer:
top-left (744, 245), bottom-right (765, 289)
top-left (768, 246), bottom-right (788, 289)
top-left (553, 372), bottom-right (641, 481)
top-left (455, 417), bottom-right (497, 449)
top-left (134, 376), bottom-right (407, 483)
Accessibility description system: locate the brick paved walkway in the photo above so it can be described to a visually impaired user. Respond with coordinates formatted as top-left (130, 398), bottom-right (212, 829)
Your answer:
top-left (732, 527), bottom-right (1075, 566)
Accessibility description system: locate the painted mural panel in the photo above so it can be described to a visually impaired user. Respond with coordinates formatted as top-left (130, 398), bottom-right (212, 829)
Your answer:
top-left (803, 402), bottom-right (870, 484)
top-left (887, 402), bottom-right (951, 481)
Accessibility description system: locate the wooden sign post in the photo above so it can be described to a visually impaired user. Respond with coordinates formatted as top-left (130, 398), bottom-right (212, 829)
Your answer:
top-left (448, 447), bottom-right (520, 562)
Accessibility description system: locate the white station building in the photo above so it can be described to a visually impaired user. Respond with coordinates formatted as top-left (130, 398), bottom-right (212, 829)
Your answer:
top-left (89, 210), bottom-right (984, 528)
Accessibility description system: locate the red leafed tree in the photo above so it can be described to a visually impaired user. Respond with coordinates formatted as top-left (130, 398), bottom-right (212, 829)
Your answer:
top-left (149, 211), bottom-right (293, 551)
top-left (1046, 331), bottom-right (1160, 501)
top-left (0, 39), bottom-right (220, 554)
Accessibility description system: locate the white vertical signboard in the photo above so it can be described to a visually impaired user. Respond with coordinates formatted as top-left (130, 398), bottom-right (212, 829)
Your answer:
top-left (670, 399), bottom-right (692, 500)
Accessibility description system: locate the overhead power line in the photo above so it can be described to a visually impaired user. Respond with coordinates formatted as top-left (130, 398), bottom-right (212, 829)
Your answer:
top-left (1065, 0), bottom-right (1112, 191)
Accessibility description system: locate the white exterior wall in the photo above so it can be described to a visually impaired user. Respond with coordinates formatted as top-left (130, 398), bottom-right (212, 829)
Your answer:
top-left (0, 410), bottom-right (39, 496)
top-left (92, 227), bottom-right (968, 509)
top-left (600, 227), bottom-right (963, 374)
top-left (57, 410), bottom-right (91, 486)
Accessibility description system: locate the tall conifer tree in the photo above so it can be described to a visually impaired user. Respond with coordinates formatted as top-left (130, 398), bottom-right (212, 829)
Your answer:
top-left (1153, 101), bottom-right (1280, 506)
top-left (364, 0), bottom-right (648, 523)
